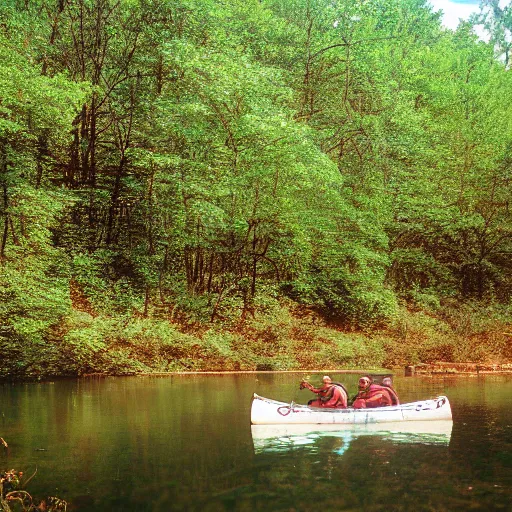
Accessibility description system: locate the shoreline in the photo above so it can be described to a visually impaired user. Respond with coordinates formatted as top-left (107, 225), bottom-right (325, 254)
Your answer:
top-left (2, 364), bottom-right (511, 383)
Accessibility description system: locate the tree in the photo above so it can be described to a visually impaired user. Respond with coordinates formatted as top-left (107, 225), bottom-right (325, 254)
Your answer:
top-left (0, 26), bottom-right (86, 370)
top-left (471, 0), bottom-right (512, 67)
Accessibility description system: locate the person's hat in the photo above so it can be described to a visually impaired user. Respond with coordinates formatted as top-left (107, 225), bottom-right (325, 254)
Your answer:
top-left (322, 375), bottom-right (332, 383)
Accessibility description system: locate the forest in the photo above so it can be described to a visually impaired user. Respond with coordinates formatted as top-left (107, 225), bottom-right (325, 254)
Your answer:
top-left (0, 0), bottom-right (511, 378)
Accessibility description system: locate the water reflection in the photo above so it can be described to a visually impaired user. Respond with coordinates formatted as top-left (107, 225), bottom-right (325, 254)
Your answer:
top-left (251, 420), bottom-right (453, 454)
top-left (0, 374), bottom-right (511, 511)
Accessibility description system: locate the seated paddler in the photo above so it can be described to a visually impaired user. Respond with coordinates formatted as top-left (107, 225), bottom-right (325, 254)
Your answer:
top-left (300, 375), bottom-right (348, 409)
top-left (352, 376), bottom-right (399, 408)
top-left (382, 376), bottom-right (400, 405)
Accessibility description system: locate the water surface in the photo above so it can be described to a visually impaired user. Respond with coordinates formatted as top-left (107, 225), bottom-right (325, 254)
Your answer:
top-left (1, 373), bottom-right (511, 511)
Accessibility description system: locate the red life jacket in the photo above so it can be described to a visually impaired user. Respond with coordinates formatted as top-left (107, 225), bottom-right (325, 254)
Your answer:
top-left (382, 384), bottom-right (400, 405)
top-left (321, 384), bottom-right (348, 408)
top-left (354, 384), bottom-right (395, 408)
top-left (309, 384), bottom-right (348, 408)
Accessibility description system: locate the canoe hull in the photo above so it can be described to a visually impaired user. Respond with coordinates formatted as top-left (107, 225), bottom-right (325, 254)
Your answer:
top-left (250, 393), bottom-right (452, 424)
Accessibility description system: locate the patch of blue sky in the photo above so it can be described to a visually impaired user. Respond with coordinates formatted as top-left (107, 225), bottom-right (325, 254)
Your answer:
top-left (449, 0), bottom-right (480, 5)
top-left (428, 0), bottom-right (481, 29)
top-left (429, 0), bottom-right (508, 32)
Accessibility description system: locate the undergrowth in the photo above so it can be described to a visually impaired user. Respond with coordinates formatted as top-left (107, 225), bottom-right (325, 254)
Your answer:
top-left (0, 292), bottom-right (512, 378)
top-left (1, 297), bottom-right (511, 380)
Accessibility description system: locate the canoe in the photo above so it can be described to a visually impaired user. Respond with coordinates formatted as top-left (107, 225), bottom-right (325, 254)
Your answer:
top-left (251, 393), bottom-right (452, 424)
top-left (251, 421), bottom-right (453, 453)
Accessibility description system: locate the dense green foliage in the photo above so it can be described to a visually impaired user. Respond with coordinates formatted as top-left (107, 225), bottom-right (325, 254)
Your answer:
top-left (0, 0), bottom-right (511, 377)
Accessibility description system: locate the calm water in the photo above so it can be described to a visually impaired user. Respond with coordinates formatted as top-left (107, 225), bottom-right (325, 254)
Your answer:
top-left (0, 373), bottom-right (511, 511)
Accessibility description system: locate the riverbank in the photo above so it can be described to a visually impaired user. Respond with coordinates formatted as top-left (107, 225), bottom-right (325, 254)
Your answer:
top-left (1, 300), bottom-right (510, 380)
top-left (82, 364), bottom-right (512, 377)
top-left (406, 362), bottom-right (512, 375)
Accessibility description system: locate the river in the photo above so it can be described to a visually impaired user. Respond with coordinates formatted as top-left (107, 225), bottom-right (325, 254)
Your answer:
top-left (1, 373), bottom-right (511, 511)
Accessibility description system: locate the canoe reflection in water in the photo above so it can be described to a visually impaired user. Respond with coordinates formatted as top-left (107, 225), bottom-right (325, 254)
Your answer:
top-left (251, 421), bottom-right (453, 455)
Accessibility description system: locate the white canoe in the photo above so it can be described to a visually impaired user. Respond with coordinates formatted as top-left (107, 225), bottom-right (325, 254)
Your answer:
top-left (251, 393), bottom-right (452, 424)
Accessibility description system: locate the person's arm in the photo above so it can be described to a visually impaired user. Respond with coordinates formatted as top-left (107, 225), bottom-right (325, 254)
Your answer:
top-left (366, 387), bottom-right (394, 406)
top-left (364, 392), bottom-right (385, 405)
top-left (301, 381), bottom-right (324, 394)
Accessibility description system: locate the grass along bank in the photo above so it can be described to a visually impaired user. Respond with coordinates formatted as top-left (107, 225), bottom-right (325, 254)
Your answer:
top-left (1, 299), bottom-right (510, 380)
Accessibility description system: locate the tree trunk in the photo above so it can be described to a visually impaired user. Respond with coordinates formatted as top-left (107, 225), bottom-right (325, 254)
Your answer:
top-left (0, 181), bottom-right (8, 261)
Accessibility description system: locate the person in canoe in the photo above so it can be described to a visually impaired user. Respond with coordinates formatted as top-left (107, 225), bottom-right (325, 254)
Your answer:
top-left (352, 376), bottom-right (400, 408)
top-left (382, 376), bottom-right (400, 405)
top-left (300, 375), bottom-right (348, 408)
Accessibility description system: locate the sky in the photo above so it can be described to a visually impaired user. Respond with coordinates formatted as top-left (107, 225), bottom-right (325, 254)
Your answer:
top-left (428, 0), bottom-right (482, 30)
